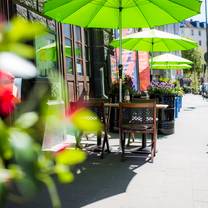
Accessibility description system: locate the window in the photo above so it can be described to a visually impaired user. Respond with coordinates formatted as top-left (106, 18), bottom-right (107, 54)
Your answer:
top-left (191, 30), bottom-right (194, 36)
top-left (199, 40), bottom-right (202, 46)
top-left (63, 24), bottom-right (73, 74)
top-left (75, 26), bottom-right (83, 75)
top-left (35, 33), bottom-right (58, 77)
top-left (199, 30), bottom-right (201, 36)
top-left (62, 25), bottom-right (90, 76)
top-left (84, 29), bottom-right (90, 76)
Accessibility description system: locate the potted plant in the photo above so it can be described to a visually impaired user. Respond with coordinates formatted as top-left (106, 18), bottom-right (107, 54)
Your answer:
top-left (109, 75), bottom-right (138, 102)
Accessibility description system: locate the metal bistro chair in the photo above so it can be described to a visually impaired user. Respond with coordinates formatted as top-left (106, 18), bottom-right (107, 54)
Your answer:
top-left (70, 99), bottom-right (110, 158)
top-left (119, 100), bottom-right (157, 162)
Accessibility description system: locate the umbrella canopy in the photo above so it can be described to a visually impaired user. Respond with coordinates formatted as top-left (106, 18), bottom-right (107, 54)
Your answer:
top-left (44, 0), bottom-right (201, 28)
top-left (110, 29), bottom-right (197, 52)
top-left (44, 0), bottom-right (201, 102)
top-left (0, 52), bottom-right (37, 79)
top-left (152, 63), bottom-right (192, 70)
top-left (152, 53), bottom-right (193, 65)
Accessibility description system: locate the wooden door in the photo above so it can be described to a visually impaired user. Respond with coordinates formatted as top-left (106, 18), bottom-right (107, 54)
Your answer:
top-left (62, 24), bottom-right (90, 102)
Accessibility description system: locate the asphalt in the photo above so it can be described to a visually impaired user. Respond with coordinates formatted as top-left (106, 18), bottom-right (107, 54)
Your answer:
top-left (6, 94), bottom-right (208, 208)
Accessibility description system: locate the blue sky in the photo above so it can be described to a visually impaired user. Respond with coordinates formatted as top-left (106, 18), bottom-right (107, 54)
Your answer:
top-left (191, 0), bottom-right (206, 22)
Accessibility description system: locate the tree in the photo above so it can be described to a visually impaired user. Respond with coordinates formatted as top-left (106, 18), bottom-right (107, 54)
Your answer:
top-left (182, 48), bottom-right (203, 93)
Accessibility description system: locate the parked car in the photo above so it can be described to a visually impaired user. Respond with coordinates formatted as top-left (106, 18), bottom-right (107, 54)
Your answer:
top-left (200, 83), bottom-right (208, 98)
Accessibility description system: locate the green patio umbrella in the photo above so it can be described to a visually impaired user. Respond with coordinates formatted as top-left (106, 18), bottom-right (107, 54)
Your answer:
top-left (152, 63), bottom-right (192, 70)
top-left (110, 29), bottom-right (197, 70)
top-left (152, 53), bottom-right (193, 65)
top-left (110, 29), bottom-right (197, 52)
top-left (44, 0), bottom-right (201, 102)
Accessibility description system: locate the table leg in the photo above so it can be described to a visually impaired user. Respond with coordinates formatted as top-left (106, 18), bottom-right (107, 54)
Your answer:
top-left (97, 131), bottom-right (102, 146)
top-left (142, 133), bottom-right (147, 149)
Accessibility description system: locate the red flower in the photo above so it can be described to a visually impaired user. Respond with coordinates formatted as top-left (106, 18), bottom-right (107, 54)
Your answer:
top-left (0, 87), bottom-right (16, 117)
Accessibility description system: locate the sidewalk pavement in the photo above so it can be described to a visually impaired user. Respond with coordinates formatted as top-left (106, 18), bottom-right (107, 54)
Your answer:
top-left (81, 94), bottom-right (208, 208)
top-left (8, 94), bottom-right (208, 208)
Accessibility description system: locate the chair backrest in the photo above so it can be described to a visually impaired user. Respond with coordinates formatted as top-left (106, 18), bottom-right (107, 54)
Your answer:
top-left (119, 100), bottom-right (156, 127)
top-left (70, 100), bottom-right (105, 124)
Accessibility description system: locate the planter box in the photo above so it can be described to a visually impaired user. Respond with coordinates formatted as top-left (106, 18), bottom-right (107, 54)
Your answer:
top-left (150, 94), bottom-right (175, 135)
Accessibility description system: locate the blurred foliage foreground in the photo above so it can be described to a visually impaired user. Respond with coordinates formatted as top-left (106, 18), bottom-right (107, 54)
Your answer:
top-left (0, 17), bottom-right (103, 208)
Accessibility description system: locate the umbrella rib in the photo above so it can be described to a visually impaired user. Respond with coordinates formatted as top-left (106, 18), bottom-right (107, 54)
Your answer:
top-left (132, 0), bottom-right (151, 28)
top-left (168, 0), bottom-right (200, 12)
top-left (85, 0), bottom-right (109, 27)
top-left (45, 0), bottom-right (88, 12)
top-left (148, 0), bottom-right (181, 23)
top-left (57, 1), bottom-right (94, 22)
top-left (160, 39), bottom-right (172, 52)
top-left (173, 39), bottom-right (196, 51)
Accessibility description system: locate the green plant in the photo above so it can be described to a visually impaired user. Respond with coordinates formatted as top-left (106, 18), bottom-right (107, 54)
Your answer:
top-left (109, 75), bottom-right (138, 98)
top-left (0, 17), bottom-right (103, 208)
top-left (148, 80), bottom-right (184, 97)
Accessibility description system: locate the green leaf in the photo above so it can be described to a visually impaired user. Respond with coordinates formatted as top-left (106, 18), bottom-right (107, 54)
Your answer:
top-left (8, 165), bottom-right (24, 181)
top-left (16, 176), bottom-right (39, 198)
top-left (9, 129), bottom-right (35, 162)
top-left (0, 120), bottom-right (13, 160)
top-left (15, 112), bottom-right (38, 129)
top-left (6, 17), bottom-right (46, 42)
top-left (70, 108), bottom-right (103, 132)
top-left (55, 164), bottom-right (74, 183)
top-left (5, 43), bottom-right (35, 58)
top-left (55, 149), bottom-right (86, 166)
top-left (38, 174), bottom-right (61, 208)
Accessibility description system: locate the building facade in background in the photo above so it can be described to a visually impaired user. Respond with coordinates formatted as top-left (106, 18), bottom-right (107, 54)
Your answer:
top-left (180, 20), bottom-right (207, 59)
top-left (111, 29), bottom-right (150, 92)
top-left (154, 23), bottom-right (182, 81)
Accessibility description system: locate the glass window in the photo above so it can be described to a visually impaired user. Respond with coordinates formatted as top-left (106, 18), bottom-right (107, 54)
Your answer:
top-left (199, 30), bottom-right (201, 36)
top-left (76, 59), bottom-right (83, 75)
top-left (84, 30), bottom-right (90, 76)
top-left (64, 38), bottom-right (72, 57)
top-left (199, 40), bottom-right (202, 46)
top-left (65, 57), bottom-right (73, 74)
top-left (75, 43), bottom-right (82, 58)
top-left (75, 26), bottom-right (81, 42)
top-left (35, 33), bottom-right (58, 77)
top-left (64, 24), bottom-right (71, 37)
top-left (191, 30), bottom-right (194, 36)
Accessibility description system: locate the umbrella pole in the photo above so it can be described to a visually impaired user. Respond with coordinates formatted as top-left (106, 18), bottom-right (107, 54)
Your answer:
top-left (118, 4), bottom-right (123, 103)
top-left (150, 40), bottom-right (154, 78)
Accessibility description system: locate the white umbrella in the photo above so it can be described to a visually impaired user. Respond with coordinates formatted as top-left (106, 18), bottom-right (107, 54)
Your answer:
top-left (152, 53), bottom-right (193, 65)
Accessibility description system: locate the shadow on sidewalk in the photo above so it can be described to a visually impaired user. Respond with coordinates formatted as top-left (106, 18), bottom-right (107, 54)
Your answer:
top-left (6, 153), bottom-right (147, 208)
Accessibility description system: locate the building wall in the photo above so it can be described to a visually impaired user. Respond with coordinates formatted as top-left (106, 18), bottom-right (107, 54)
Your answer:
top-left (179, 20), bottom-right (207, 60)
top-left (2, 0), bottom-right (112, 101)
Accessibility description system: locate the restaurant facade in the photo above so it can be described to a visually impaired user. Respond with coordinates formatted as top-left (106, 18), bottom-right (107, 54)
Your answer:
top-left (0, 0), bottom-right (150, 104)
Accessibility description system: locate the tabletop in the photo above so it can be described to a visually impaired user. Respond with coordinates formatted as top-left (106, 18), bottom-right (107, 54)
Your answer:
top-left (104, 103), bottom-right (168, 109)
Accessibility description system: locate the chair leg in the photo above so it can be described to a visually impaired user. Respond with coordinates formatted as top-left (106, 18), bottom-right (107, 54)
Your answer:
top-left (100, 130), bottom-right (110, 159)
top-left (154, 131), bottom-right (157, 157)
top-left (120, 131), bottom-right (125, 159)
top-left (100, 136), bottom-right (105, 159)
top-left (127, 132), bottom-right (131, 146)
top-left (150, 132), bottom-right (157, 163)
top-left (150, 134), bottom-right (154, 163)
